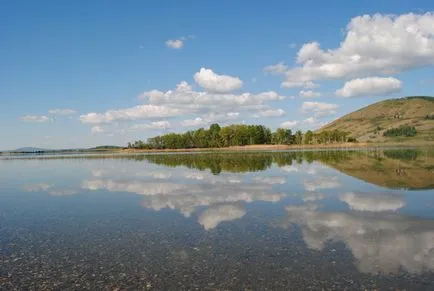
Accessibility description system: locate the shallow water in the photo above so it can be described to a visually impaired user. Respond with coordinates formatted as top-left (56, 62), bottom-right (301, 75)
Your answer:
top-left (1, 149), bottom-right (433, 290)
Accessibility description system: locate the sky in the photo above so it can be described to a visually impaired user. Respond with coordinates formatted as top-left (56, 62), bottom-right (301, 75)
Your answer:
top-left (1, 0), bottom-right (434, 150)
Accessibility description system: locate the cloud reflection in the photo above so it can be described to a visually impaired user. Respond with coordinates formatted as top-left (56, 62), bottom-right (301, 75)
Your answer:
top-left (198, 203), bottom-right (246, 230)
top-left (284, 203), bottom-right (434, 274)
top-left (82, 168), bottom-right (285, 229)
top-left (340, 192), bottom-right (405, 212)
top-left (23, 183), bottom-right (52, 192)
top-left (303, 176), bottom-right (340, 191)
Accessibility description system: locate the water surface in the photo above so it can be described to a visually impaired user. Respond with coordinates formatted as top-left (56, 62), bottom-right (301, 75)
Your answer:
top-left (1, 149), bottom-right (433, 290)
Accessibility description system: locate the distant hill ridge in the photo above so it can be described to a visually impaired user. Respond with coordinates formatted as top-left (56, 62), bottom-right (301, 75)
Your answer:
top-left (319, 96), bottom-right (434, 142)
top-left (14, 147), bottom-right (47, 152)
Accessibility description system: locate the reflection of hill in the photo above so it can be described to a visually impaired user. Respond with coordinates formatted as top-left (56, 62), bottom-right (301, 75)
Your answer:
top-left (320, 149), bottom-right (434, 190)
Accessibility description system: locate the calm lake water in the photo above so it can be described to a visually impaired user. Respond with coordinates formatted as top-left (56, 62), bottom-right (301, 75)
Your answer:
top-left (1, 149), bottom-right (433, 290)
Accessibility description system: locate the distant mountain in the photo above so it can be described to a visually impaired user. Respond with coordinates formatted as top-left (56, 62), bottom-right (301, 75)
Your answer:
top-left (319, 96), bottom-right (434, 143)
top-left (14, 147), bottom-right (48, 152)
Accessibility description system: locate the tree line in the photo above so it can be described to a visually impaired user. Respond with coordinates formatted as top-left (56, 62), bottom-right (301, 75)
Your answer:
top-left (128, 123), bottom-right (356, 150)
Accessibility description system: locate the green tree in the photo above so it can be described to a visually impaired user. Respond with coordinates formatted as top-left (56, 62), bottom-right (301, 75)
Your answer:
top-left (294, 130), bottom-right (303, 145)
top-left (304, 130), bottom-right (313, 144)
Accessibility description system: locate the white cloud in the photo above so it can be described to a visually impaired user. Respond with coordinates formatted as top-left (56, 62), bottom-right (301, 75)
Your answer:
top-left (165, 39), bottom-right (183, 49)
top-left (91, 126), bottom-right (105, 134)
top-left (48, 108), bottom-right (77, 115)
top-left (198, 203), bottom-right (246, 230)
top-left (253, 108), bottom-right (285, 117)
top-left (20, 115), bottom-right (50, 123)
top-left (336, 77), bottom-right (402, 97)
top-left (263, 62), bottom-right (288, 75)
top-left (302, 117), bottom-right (327, 128)
top-left (82, 69), bottom-right (287, 129)
top-left (141, 82), bottom-right (284, 108)
top-left (269, 12), bottom-right (434, 88)
top-left (79, 105), bottom-right (184, 124)
top-left (194, 68), bottom-right (243, 93)
top-left (181, 112), bottom-right (239, 127)
top-left (299, 90), bottom-right (321, 98)
top-left (340, 192), bottom-right (405, 212)
top-left (280, 120), bottom-right (299, 129)
top-left (301, 101), bottom-right (339, 117)
top-left (130, 121), bottom-right (171, 131)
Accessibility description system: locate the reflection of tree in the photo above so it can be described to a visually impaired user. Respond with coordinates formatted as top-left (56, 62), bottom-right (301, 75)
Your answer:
top-left (143, 154), bottom-right (273, 174)
top-left (140, 151), bottom-right (358, 174)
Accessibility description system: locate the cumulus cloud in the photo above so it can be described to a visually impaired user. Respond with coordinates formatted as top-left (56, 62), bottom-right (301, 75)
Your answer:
top-left (284, 204), bottom-right (434, 274)
top-left (194, 68), bottom-right (243, 93)
top-left (20, 115), bottom-right (50, 123)
top-left (263, 62), bottom-right (288, 75)
top-left (302, 117), bottom-right (327, 128)
top-left (79, 105), bottom-right (184, 124)
top-left (340, 192), bottom-right (405, 212)
top-left (165, 35), bottom-right (195, 49)
top-left (130, 121), bottom-right (171, 131)
top-left (198, 203), bottom-right (246, 230)
top-left (141, 82), bottom-right (284, 108)
top-left (336, 77), bottom-right (402, 97)
top-left (48, 108), bottom-right (77, 115)
top-left (268, 13), bottom-right (434, 88)
top-left (81, 69), bottom-right (288, 129)
top-left (165, 39), bottom-right (184, 49)
top-left (253, 108), bottom-right (285, 117)
top-left (91, 126), bottom-right (105, 134)
top-left (301, 101), bottom-right (339, 117)
top-left (181, 112), bottom-right (239, 127)
top-left (280, 120), bottom-right (299, 129)
top-left (299, 90), bottom-right (321, 98)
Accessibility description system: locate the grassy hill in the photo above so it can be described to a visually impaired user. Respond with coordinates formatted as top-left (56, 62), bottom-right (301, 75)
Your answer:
top-left (319, 96), bottom-right (434, 143)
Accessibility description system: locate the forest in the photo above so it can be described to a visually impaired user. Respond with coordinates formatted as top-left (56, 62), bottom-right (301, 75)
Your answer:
top-left (127, 123), bottom-right (356, 150)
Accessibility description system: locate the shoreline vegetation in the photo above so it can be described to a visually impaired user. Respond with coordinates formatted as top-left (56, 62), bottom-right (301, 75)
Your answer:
top-left (127, 124), bottom-right (359, 151)
top-left (121, 140), bottom-right (434, 153)
top-left (2, 140), bottom-right (433, 156)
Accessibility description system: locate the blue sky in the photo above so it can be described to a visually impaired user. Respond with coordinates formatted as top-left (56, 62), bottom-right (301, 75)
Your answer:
top-left (1, 0), bottom-right (434, 150)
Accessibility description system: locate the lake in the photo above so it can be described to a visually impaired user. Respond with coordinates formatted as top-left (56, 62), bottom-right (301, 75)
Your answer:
top-left (1, 149), bottom-right (433, 290)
